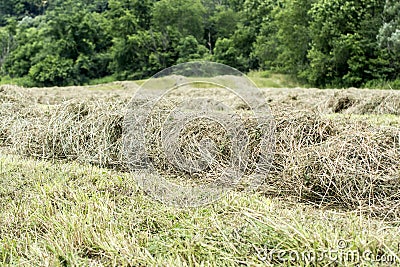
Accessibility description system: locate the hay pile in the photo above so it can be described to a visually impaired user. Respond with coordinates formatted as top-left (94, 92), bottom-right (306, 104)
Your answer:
top-left (278, 124), bottom-right (399, 217)
top-left (1, 85), bottom-right (127, 168)
top-left (9, 100), bottom-right (125, 168)
top-left (1, 85), bottom-right (399, 218)
top-left (325, 89), bottom-right (400, 115)
top-left (258, 108), bottom-right (400, 218)
top-left (261, 88), bottom-right (400, 115)
top-left (0, 85), bottom-right (37, 145)
top-left (262, 110), bottom-right (336, 193)
top-left (123, 95), bottom-right (271, 189)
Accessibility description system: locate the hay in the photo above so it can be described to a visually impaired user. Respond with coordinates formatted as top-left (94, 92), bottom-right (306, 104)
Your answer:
top-left (0, 84), bottom-right (133, 167)
top-left (123, 96), bottom-right (271, 188)
top-left (279, 126), bottom-right (399, 210)
top-left (363, 94), bottom-right (400, 115)
top-left (326, 94), bottom-right (358, 113)
top-left (325, 89), bottom-right (400, 115)
top-left (3, 97), bottom-right (126, 169)
top-left (0, 85), bottom-right (37, 145)
top-left (259, 109), bottom-right (400, 218)
top-left (269, 109), bottom-right (338, 180)
top-left (0, 86), bottom-right (399, 219)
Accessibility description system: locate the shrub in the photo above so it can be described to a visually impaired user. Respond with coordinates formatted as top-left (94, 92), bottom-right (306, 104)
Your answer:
top-left (29, 55), bottom-right (76, 87)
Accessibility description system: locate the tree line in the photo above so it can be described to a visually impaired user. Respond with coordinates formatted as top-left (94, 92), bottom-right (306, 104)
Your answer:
top-left (0, 0), bottom-right (399, 88)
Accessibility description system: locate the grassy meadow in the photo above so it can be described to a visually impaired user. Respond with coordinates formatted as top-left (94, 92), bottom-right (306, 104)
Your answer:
top-left (0, 79), bottom-right (399, 266)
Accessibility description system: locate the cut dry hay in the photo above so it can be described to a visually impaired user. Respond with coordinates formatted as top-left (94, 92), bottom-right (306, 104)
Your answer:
top-left (264, 109), bottom-right (339, 195)
top-left (123, 95), bottom-right (272, 189)
top-left (278, 125), bottom-right (400, 218)
top-left (0, 83), bottom-right (134, 105)
top-left (325, 89), bottom-right (400, 115)
top-left (1, 86), bottom-right (399, 219)
top-left (0, 85), bottom-right (39, 145)
top-left (261, 87), bottom-right (400, 115)
top-left (9, 100), bottom-right (126, 169)
top-left (262, 109), bottom-right (400, 219)
top-left (1, 86), bottom-right (128, 168)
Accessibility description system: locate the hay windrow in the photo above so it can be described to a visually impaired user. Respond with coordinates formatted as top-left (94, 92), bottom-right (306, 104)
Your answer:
top-left (325, 89), bottom-right (400, 115)
top-left (262, 87), bottom-right (400, 115)
top-left (3, 98), bottom-right (126, 169)
top-left (279, 126), bottom-right (399, 208)
top-left (268, 109), bottom-right (338, 180)
top-left (123, 96), bottom-right (269, 188)
top-left (0, 85), bottom-right (399, 219)
top-left (0, 85), bottom-right (41, 146)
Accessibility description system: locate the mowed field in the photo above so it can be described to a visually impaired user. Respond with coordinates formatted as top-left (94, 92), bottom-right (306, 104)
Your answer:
top-left (0, 81), bottom-right (400, 266)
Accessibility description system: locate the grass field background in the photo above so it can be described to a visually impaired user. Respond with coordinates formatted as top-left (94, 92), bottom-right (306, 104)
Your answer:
top-left (0, 80), bottom-right (399, 266)
top-left (1, 153), bottom-right (399, 266)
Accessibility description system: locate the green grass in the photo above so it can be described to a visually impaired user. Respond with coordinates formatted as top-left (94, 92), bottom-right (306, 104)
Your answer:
top-left (247, 71), bottom-right (301, 88)
top-left (0, 71), bottom-right (302, 89)
top-left (86, 75), bottom-right (117, 86)
top-left (135, 79), bottom-right (147, 86)
top-left (87, 83), bottom-right (124, 91)
top-left (0, 153), bottom-right (399, 266)
top-left (363, 78), bottom-right (400, 90)
top-left (0, 76), bottom-right (35, 87)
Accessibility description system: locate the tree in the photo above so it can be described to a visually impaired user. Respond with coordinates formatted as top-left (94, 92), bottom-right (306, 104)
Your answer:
top-left (0, 18), bottom-right (17, 70)
top-left (214, 38), bottom-right (243, 68)
top-left (211, 6), bottom-right (238, 40)
top-left (3, 0), bottom-right (113, 85)
top-left (110, 27), bottom-right (182, 79)
top-left (0, 0), bottom-right (48, 26)
top-left (272, 0), bottom-right (315, 77)
top-left (28, 55), bottom-right (75, 86)
top-left (2, 23), bottom-right (44, 77)
top-left (377, 0), bottom-right (400, 79)
top-left (152, 0), bottom-right (206, 41)
top-left (217, 0), bottom-right (279, 71)
top-left (176, 35), bottom-right (208, 63)
top-left (305, 0), bottom-right (386, 87)
top-left (106, 0), bottom-right (139, 37)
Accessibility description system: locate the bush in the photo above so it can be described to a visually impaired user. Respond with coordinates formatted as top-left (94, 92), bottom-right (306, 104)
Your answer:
top-left (29, 55), bottom-right (76, 87)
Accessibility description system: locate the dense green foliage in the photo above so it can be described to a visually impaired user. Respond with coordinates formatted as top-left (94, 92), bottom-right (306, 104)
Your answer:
top-left (0, 0), bottom-right (399, 87)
